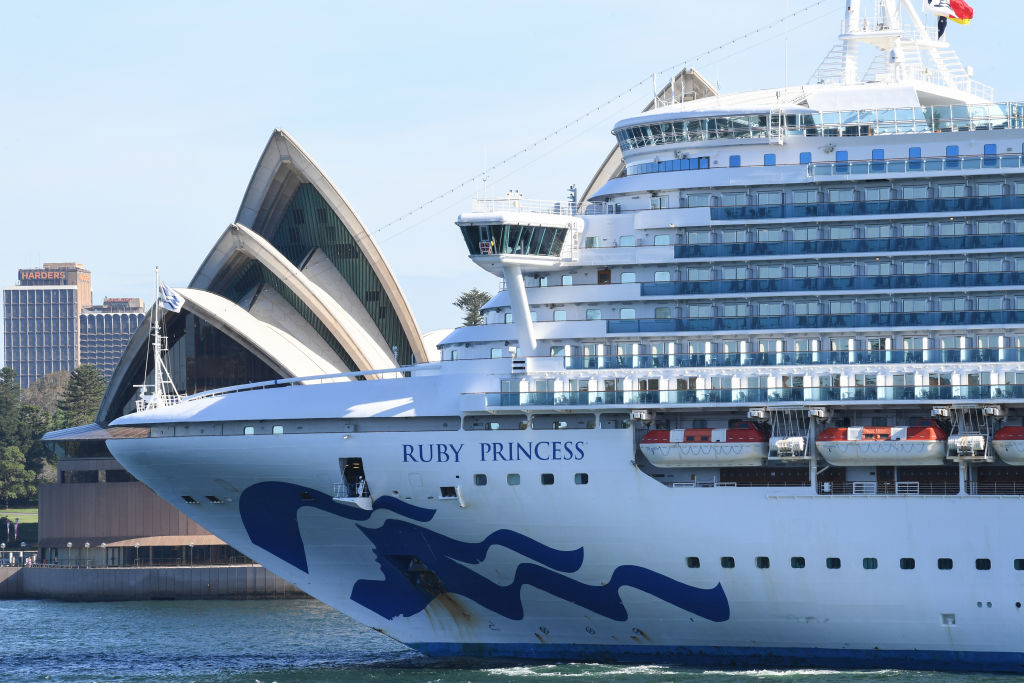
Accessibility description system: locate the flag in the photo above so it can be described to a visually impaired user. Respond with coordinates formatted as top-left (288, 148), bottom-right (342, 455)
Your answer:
top-left (925, 0), bottom-right (974, 37)
top-left (158, 282), bottom-right (184, 312)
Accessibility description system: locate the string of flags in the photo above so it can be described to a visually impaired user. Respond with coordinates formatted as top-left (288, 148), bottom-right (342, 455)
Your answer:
top-left (924, 0), bottom-right (974, 39)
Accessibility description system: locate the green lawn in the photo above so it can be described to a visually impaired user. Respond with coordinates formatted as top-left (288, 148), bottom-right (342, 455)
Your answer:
top-left (0, 508), bottom-right (38, 523)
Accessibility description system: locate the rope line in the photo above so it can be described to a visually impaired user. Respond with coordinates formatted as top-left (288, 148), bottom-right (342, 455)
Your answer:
top-left (371, 0), bottom-right (834, 237)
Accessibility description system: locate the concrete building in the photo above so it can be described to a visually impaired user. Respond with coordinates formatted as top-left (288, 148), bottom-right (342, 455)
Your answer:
top-left (3, 263), bottom-right (92, 388)
top-left (80, 297), bottom-right (146, 381)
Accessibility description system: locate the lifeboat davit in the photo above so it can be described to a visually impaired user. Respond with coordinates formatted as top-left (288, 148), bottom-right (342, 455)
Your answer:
top-left (815, 419), bottom-right (947, 466)
top-left (992, 426), bottom-right (1024, 464)
top-left (639, 421), bottom-right (768, 467)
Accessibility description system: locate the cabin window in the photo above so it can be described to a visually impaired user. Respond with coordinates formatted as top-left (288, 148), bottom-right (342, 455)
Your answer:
top-left (938, 558), bottom-right (953, 570)
top-left (272, 425), bottom-right (284, 435)
top-left (561, 274), bottom-right (573, 286)
top-left (621, 272), bottom-right (637, 283)
top-left (799, 152), bottom-right (811, 164)
top-left (620, 309), bottom-right (636, 320)
top-left (790, 557), bottom-right (805, 569)
top-left (729, 155), bottom-right (741, 167)
top-left (474, 474), bottom-right (487, 486)
top-left (976, 558), bottom-right (992, 570)
top-left (574, 473), bottom-right (589, 485)
top-left (900, 558), bottom-right (916, 570)
top-left (902, 186), bottom-right (928, 200)
top-left (763, 153), bottom-right (776, 166)
top-left (507, 474), bottom-right (520, 486)
top-left (540, 473), bottom-right (554, 485)
top-left (206, 495), bottom-right (223, 504)
top-left (826, 557), bottom-right (841, 569)
top-left (721, 557), bottom-right (735, 568)
top-left (243, 426), bottom-right (255, 436)
top-left (619, 236), bottom-right (636, 247)
top-left (655, 270), bottom-right (671, 282)
top-left (686, 557), bottom-right (700, 568)
top-left (755, 556), bottom-right (770, 569)
top-left (181, 496), bottom-right (198, 505)
top-left (863, 557), bottom-right (878, 569)
top-left (586, 309), bottom-right (602, 320)
top-left (553, 310), bottom-right (567, 321)
top-left (597, 268), bottom-right (611, 284)
top-left (1015, 559), bottom-right (1024, 570)
top-left (653, 234), bottom-right (671, 246)
top-left (439, 486), bottom-right (457, 499)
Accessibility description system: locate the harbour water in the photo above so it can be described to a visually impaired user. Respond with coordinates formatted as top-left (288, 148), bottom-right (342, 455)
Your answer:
top-left (1, 599), bottom-right (1018, 682)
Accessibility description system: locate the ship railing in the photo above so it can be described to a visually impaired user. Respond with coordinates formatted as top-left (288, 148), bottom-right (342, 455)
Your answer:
top-left (809, 151), bottom-right (1021, 178)
top-left (333, 482), bottom-right (370, 500)
top-left (172, 364), bottom-right (427, 406)
top-left (816, 481), bottom-right (1024, 496)
top-left (482, 384), bottom-right (1024, 408)
top-left (471, 197), bottom-right (577, 216)
top-left (561, 347), bottom-right (1013, 371)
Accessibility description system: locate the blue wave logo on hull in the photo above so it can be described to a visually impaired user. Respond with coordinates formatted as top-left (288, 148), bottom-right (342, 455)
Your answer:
top-left (238, 481), bottom-right (729, 623)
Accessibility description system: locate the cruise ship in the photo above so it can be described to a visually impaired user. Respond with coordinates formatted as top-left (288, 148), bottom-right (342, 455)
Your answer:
top-left (94, 1), bottom-right (1024, 672)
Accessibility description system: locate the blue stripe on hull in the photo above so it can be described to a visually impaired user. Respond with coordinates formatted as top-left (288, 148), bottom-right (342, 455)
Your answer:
top-left (409, 642), bottom-right (1024, 673)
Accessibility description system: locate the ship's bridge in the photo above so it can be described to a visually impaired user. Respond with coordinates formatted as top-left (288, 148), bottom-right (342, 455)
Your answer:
top-left (458, 194), bottom-right (583, 277)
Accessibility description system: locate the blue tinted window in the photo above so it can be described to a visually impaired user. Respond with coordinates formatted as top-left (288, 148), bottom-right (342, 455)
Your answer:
top-left (984, 143), bottom-right (997, 155)
top-left (872, 149), bottom-right (884, 160)
top-left (836, 150), bottom-right (848, 161)
top-left (699, 157), bottom-right (709, 169)
top-left (764, 153), bottom-right (776, 166)
top-left (799, 152), bottom-right (811, 164)
top-left (946, 145), bottom-right (959, 157)
top-left (909, 147), bottom-right (921, 158)
top-left (729, 155), bottom-right (740, 168)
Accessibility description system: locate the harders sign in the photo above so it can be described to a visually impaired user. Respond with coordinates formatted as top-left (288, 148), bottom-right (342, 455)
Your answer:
top-left (19, 270), bottom-right (66, 284)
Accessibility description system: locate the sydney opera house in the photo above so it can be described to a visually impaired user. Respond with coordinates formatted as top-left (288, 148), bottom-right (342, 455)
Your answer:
top-left (40, 130), bottom-right (441, 566)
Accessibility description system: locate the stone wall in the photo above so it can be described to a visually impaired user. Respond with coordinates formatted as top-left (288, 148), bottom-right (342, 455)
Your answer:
top-left (0, 566), bottom-right (307, 601)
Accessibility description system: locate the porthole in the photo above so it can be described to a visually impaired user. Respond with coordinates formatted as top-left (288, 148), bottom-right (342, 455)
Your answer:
top-left (938, 558), bottom-right (953, 570)
top-left (474, 474), bottom-right (487, 486)
top-left (243, 426), bottom-right (255, 436)
top-left (790, 556), bottom-right (805, 569)
top-left (686, 557), bottom-right (700, 568)
top-left (976, 558), bottom-right (991, 570)
top-left (507, 473), bottom-right (520, 486)
top-left (900, 558), bottom-right (916, 570)
top-left (826, 557), bottom-right (841, 569)
top-left (720, 557), bottom-right (735, 568)
top-left (574, 473), bottom-right (589, 485)
top-left (863, 557), bottom-right (878, 570)
top-left (755, 556), bottom-right (770, 569)
top-left (541, 473), bottom-right (554, 485)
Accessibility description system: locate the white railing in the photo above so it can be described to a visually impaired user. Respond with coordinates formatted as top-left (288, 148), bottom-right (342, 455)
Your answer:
top-left (138, 363), bottom-right (430, 409)
top-left (471, 197), bottom-right (577, 216)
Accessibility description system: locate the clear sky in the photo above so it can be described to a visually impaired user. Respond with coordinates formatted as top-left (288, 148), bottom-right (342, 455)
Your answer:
top-left (0, 1), bottom-right (1015, 366)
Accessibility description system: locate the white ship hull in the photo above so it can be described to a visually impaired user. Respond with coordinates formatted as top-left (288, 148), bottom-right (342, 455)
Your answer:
top-left (105, 380), bottom-right (1024, 671)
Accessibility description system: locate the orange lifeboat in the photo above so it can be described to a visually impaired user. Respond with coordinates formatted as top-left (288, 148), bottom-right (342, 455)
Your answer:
top-left (816, 419), bottom-right (947, 466)
top-left (639, 421), bottom-right (769, 467)
top-left (992, 426), bottom-right (1024, 464)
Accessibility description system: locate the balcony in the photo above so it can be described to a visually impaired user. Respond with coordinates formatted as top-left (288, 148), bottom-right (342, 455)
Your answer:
top-left (481, 384), bottom-right (1024, 408)
top-left (606, 309), bottom-right (1024, 334)
top-left (562, 348), bottom-right (1010, 371)
top-left (674, 233), bottom-right (1024, 260)
top-left (641, 271), bottom-right (1024, 297)
top-left (710, 195), bottom-right (1024, 222)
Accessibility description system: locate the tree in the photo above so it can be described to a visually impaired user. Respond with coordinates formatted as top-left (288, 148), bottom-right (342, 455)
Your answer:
top-left (0, 367), bottom-right (20, 448)
top-left (454, 288), bottom-right (492, 327)
top-left (22, 371), bottom-right (71, 416)
top-left (55, 365), bottom-right (107, 429)
top-left (0, 446), bottom-right (35, 508)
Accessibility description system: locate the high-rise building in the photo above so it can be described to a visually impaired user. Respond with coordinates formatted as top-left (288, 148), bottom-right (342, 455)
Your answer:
top-left (3, 263), bottom-right (92, 388)
top-left (80, 297), bottom-right (146, 381)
